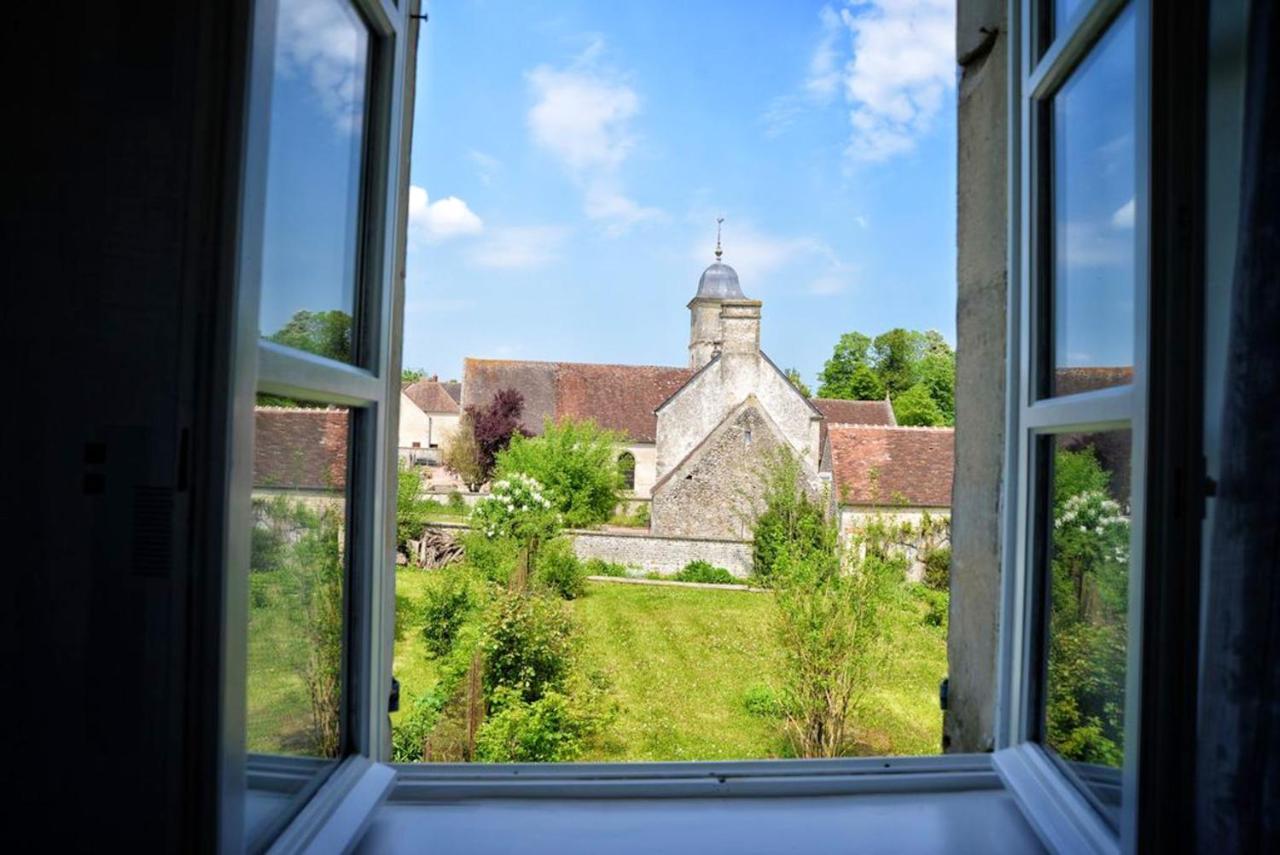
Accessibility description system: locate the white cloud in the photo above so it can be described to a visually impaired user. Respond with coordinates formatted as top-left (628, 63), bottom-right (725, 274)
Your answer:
top-left (1111, 197), bottom-right (1135, 229)
top-left (1061, 220), bottom-right (1132, 268)
top-left (408, 186), bottom-right (484, 241)
top-left (466, 225), bottom-right (571, 270)
top-left (526, 42), bottom-right (661, 233)
top-left (468, 150), bottom-right (502, 186)
top-left (763, 1), bottom-right (955, 164)
top-left (841, 0), bottom-right (955, 162)
top-left (276, 0), bottom-right (368, 134)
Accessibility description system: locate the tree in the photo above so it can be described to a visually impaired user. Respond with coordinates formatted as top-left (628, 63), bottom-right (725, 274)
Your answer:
top-left (917, 348), bottom-right (956, 425)
top-left (472, 473), bottom-right (562, 590)
top-left (892, 382), bottom-right (945, 426)
top-left (444, 413), bottom-right (487, 492)
top-left (751, 448), bottom-right (834, 585)
top-left (495, 418), bottom-right (624, 529)
top-left (467, 389), bottom-right (528, 481)
top-left (784, 368), bottom-right (812, 398)
top-left (846, 363), bottom-right (886, 401)
top-left (871, 328), bottom-right (925, 397)
top-left (817, 332), bottom-right (873, 398)
top-left (402, 367), bottom-right (426, 384)
top-left (267, 309), bottom-right (352, 362)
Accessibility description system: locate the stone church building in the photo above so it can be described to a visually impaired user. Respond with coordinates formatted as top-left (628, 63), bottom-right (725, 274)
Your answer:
top-left (460, 248), bottom-right (941, 544)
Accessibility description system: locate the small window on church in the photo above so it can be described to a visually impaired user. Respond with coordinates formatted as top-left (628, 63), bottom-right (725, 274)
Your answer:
top-left (617, 451), bottom-right (636, 491)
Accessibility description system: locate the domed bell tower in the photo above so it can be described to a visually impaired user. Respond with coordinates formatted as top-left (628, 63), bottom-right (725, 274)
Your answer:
top-left (688, 219), bottom-right (759, 369)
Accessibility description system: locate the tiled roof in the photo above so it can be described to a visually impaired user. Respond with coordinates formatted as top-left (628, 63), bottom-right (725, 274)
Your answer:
top-left (811, 398), bottom-right (896, 426)
top-left (462, 358), bottom-right (694, 443)
top-left (827, 425), bottom-right (953, 508)
top-left (253, 407), bottom-right (348, 491)
top-left (403, 378), bottom-right (460, 414)
top-left (440, 380), bottom-right (462, 404)
top-left (1053, 366), bottom-right (1134, 396)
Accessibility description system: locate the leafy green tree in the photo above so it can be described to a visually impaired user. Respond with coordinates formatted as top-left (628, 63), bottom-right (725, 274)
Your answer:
top-left (917, 348), bottom-right (956, 425)
top-left (871, 328), bottom-right (926, 396)
top-left (495, 418), bottom-right (625, 529)
top-left (817, 332), bottom-right (873, 398)
top-left (444, 413), bottom-right (487, 492)
top-left (751, 448), bottom-right (834, 586)
top-left (784, 368), bottom-right (812, 398)
top-left (267, 309), bottom-right (353, 362)
top-left (402, 367), bottom-right (426, 383)
top-left (891, 382), bottom-right (945, 426)
top-left (846, 363), bottom-right (887, 400)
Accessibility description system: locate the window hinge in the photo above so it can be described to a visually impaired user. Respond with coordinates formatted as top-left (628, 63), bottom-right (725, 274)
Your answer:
top-left (389, 676), bottom-right (401, 713)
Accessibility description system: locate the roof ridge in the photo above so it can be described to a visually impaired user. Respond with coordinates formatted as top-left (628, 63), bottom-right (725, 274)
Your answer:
top-left (466, 356), bottom-right (688, 372)
top-left (828, 423), bottom-right (954, 432)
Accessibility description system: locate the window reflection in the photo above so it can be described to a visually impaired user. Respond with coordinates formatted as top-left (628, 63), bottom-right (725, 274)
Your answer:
top-left (1048, 5), bottom-right (1135, 396)
top-left (246, 396), bottom-right (349, 845)
top-left (258, 0), bottom-right (370, 363)
top-left (1043, 429), bottom-right (1131, 824)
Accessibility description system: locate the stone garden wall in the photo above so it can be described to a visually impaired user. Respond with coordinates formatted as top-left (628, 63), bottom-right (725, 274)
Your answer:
top-left (570, 529), bottom-right (754, 578)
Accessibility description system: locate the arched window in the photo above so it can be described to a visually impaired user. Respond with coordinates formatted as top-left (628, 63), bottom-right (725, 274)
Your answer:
top-left (617, 451), bottom-right (636, 491)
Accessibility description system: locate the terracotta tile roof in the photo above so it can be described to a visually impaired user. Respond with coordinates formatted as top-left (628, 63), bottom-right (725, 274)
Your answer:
top-left (1053, 366), bottom-right (1134, 396)
top-left (462, 358), bottom-right (694, 443)
top-left (811, 398), bottom-right (896, 426)
top-left (440, 380), bottom-right (462, 404)
top-left (827, 425), bottom-right (953, 508)
top-left (253, 407), bottom-right (348, 491)
top-left (403, 378), bottom-right (460, 414)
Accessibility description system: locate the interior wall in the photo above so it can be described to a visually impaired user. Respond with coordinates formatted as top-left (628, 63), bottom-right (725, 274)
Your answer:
top-left (6, 1), bottom-right (246, 848)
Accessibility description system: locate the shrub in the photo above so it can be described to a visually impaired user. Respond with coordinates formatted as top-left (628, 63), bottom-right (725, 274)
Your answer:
top-left (472, 473), bottom-right (563, 590)
top-left (923, 546), bottom-right (951, 591)
top-left (773, 546), bottom-right (903, 758)
top-left (421, 570), bottom-right (480, 658)
top-left (583, 557), bottom-right (627, 577)
top-left (675, 560), bottom-right (737, 585)
top-left (250, 525), bottom-right (287, 574)
top-left (743, 684), bottom-right (785, 719)
top-left (608, 502), bottom-right (651, 528)
top-left (536, 538), bottom-right (586, 600)
top-left (444, 412), bottom-right (487, 492)
top-left (447, 490), bottom-right (468, 513)
top-left (474, 688), bottom-right (590, 763)
top-left (459, 530), bottom-right (519, 585)
top-left (911, 585), bottom-right (949, 630)
top-left (396, 466), bottom-right (433, 555)
top-left (751, 449), bottom-right (834, 586)
top-left (495, 418), bottom-right (625, 528)
top-left (482, 591), bottom-right (577, 703)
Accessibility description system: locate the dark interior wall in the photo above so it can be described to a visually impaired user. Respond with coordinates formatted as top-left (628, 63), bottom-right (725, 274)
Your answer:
top-left (5, 2), bottom-right (246, 848)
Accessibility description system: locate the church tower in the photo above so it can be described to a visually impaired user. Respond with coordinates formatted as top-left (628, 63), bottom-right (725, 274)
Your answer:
top-left (688, 220), bottom-right (759, 369)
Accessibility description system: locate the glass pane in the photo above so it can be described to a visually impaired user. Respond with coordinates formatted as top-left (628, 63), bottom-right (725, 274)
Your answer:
top-left (1042, 429), bottom-right (1132, 825)
top-left (258, 0), bottom-right (370, 363)
top-left (246, 396), bottom-right (349, 845)
top-left (1053, 0), bottom-right (1086, 38)
top-left (1048, 5), bottom-right (1136, 396)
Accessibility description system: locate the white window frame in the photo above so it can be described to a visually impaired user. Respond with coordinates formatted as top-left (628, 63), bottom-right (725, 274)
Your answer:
top-left (992, 1), bottom-right (1151, 853)
top-left (221, 0), bottom-right (414, 849)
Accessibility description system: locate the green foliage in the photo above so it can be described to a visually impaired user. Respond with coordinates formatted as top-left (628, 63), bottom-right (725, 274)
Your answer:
top-left (784, 368), bottom-right (812, 398)
top-left (583, 557), bottom-right (628, 577)
top-left (923, 546), bottom-right (951, 591)
top-left (444, 412), bottom-right (487, 492)
top-left (1045, 446), bottom-right (1130, 766)
top-left (495, 418), bottom-right (625, 528)
top-left (891, 382), bottom-right (946, 426)
top-left (472, 473), bottom-right (562, 546)
top-left (482, 591), bottom-right (578, 703)
top-left (420, 570), bottom-right (482, 658)
top-left (674, 560), bottom-right (737, 585)
top-left (608, 502), bottom-right (650, 528)
top-left (474, 683), bottom-right (612, 763)
top-left (911, 584), bottom-right (949, 630)
top-left (267, 309), bottom-right (352, 362)
top-left (458, 530), bottom-right (520, 585)
top-left (816, 328), bottom-right (954, 422)
top-left (751, 449), bottom-right (834, 586)
top-left (396, 467), bottom-right (433, 556)
top-left (773, 544), bottom-right (904, 757)
top-left (742, 684), bottom-right (786, 719)
top-left (536, 538), bottom-right (587, 600)
top-left (402, 368), bottom-right (426, 383)
top-left (817, 332), bottom-right (873, 398)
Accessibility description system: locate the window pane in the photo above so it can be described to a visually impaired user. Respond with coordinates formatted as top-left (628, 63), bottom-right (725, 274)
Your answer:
top-left (246, 397), bottom-right (349, 845)
top-left (1048, 5), bottom-right (1136, 396)
top-left (258, 0), bottom-right (370, 363)
top-left (1053, 0), bottom-right (1086, 37)
top-left (1042, 429), bottom-right (1131, 826)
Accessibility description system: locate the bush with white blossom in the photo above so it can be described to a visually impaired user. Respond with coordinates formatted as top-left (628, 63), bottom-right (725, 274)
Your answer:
top-left (471, 473), bottom-right (562, 549)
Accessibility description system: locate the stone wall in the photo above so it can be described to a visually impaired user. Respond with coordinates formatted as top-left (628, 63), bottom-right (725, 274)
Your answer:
top-left (570, 529), bottom-right (754, 578)
top-left (947, 0), bottom-right (1008, 754)
top-left (839, 507), bottom-right (951, 583)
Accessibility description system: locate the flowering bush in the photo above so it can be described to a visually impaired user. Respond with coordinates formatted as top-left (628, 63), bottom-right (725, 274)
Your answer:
top-left (472, 473), bottom-right (561, 544)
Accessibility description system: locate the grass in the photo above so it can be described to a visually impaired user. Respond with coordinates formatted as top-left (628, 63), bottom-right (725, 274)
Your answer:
top-left (246, 571), bottom-right (317, 754)
top-left (391, 573), bottom-right (947, 760)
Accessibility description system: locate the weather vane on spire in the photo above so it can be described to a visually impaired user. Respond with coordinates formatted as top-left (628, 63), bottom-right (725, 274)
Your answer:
top-left (715, 216), bottom-right (725, 261)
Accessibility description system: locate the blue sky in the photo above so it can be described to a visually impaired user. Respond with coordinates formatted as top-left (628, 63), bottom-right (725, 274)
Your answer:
top-left (401, 0), bottom-right (959, 387)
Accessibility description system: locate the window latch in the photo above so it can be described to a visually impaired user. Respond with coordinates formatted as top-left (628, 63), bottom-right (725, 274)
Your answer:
top-left (389, 676), bottom-right (401, 714)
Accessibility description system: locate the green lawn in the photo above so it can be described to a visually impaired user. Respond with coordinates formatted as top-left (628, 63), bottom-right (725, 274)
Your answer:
top-left (392, 572), bottom-right (947, 760)
top-left (246, 572), bottom-right (317, 754)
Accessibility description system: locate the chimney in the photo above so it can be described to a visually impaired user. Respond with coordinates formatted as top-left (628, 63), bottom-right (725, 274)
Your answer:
top-left (718, 299), bottom-right (762, 356)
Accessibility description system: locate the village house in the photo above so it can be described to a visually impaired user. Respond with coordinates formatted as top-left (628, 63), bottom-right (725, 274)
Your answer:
top-left (399, 376), bottom-right (461, 465)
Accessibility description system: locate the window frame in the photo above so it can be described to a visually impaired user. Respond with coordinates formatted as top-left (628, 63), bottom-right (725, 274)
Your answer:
top-left (221, 0), bottom-right (415, 849)
top-left (993, 1), bottom-right (1160, 853)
